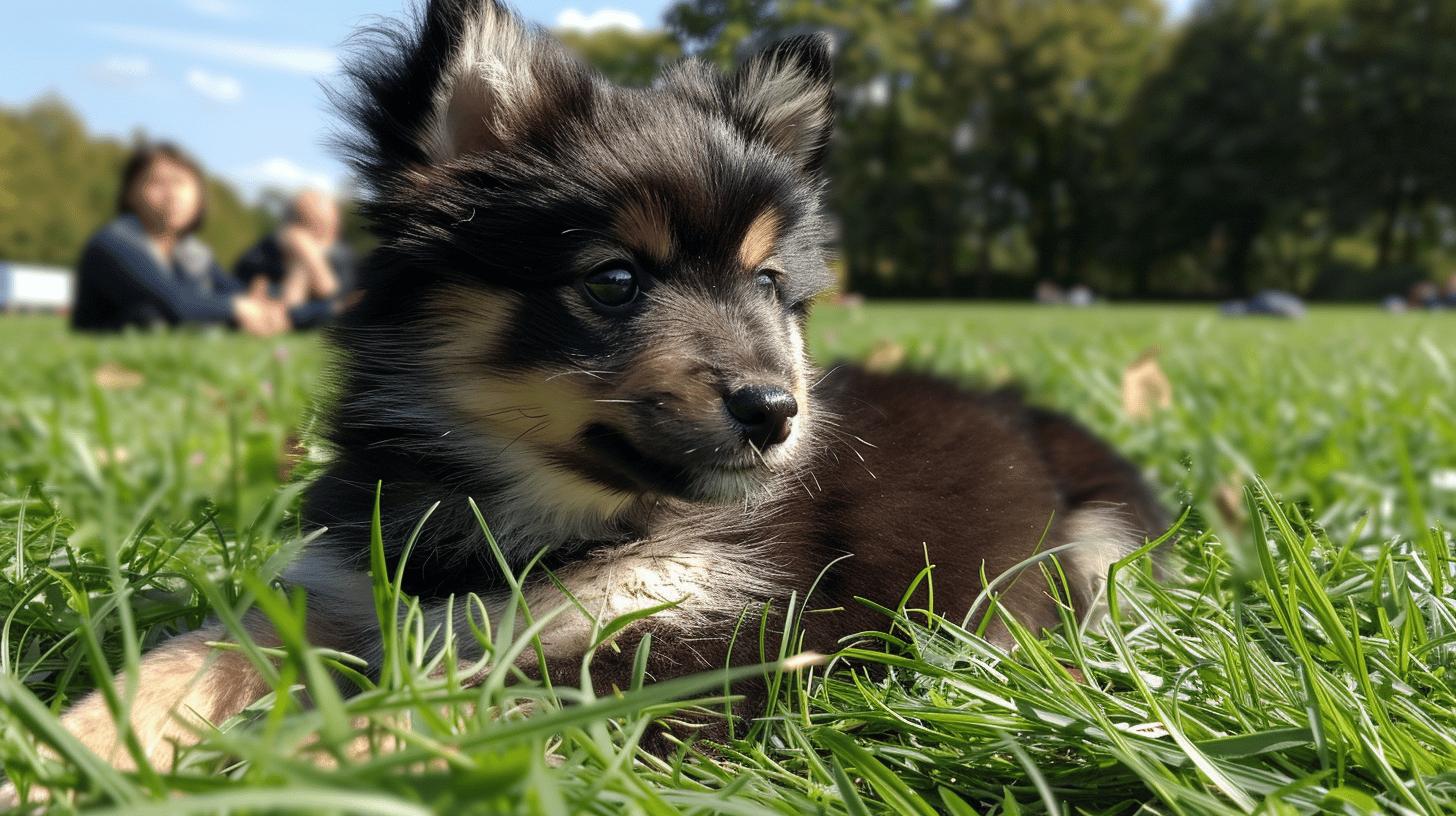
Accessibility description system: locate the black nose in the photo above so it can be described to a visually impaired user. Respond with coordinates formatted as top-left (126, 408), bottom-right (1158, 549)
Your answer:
top-left (724, 385), bottom-right (799, 448)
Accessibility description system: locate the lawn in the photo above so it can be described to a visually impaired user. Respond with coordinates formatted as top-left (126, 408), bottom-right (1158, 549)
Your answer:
top-left (1, 305), bottom-right (1454, 814)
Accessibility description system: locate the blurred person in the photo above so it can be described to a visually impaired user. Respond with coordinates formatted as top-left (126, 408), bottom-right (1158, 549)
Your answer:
top-left (1034, 280), bottom-right (1064, 305)
top-left (1408, 280), bottom-right (1440, 310)
top-left (1220, 289), bottom-right (1306, 319)
top-left (71, 142), bottom-right (286, 335)
top-left (233, 189), bottom-right (357, 329)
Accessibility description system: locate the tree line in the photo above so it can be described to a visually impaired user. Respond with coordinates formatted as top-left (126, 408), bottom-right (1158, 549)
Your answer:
top-left (3, 0), bottom-right (1453, 300)
top-left (655, 0), bottom-right (1456, 299)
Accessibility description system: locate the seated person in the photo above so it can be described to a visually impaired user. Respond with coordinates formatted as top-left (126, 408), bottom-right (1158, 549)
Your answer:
top-left (1409, 280), bottom-right (1440, 310)
top-left (72, 142), bottom-right (285, 336)
top-left (233, 190), bottom-right (356, 329)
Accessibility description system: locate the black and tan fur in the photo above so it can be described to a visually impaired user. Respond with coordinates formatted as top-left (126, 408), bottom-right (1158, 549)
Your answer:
top-left (38, 0), bottom-right (1166, 774)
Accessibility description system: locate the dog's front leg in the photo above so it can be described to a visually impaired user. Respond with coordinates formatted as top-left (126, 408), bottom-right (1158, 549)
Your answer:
top-left (2, 613), bottom-right (279, 810)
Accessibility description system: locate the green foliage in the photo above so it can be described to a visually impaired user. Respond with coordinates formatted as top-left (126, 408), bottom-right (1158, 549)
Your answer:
top-left (660, 0), bottom-right (1456, 298)
top-left (0, 98), bottom-right (129, 270)
top-left (2, 306), bottom-right (1455, 812)
top-left (1317, 0), bottom-right (1456, 278)
top-left (0, 97), bottom-right (272, 269)
top-left (555, 28), bottom-right (682, 86)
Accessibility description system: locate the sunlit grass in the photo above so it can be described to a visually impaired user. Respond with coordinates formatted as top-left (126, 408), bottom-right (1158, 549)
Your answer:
top-left (2, 306), bottom-right (1454, 814)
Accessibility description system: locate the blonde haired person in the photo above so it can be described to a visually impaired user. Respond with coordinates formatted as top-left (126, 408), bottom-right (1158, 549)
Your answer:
top-left (233, 189), bottom-right (357, 329)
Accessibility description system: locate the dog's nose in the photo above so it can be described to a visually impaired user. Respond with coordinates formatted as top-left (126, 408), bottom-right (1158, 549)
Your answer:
top-left (724, 385), bottom-right (799, 449)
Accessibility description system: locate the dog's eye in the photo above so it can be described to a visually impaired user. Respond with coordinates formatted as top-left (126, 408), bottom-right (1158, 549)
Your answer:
top-left (755, 270), bottom-right (779, 299)
top-left (583, 265), bottom-right (639, 310)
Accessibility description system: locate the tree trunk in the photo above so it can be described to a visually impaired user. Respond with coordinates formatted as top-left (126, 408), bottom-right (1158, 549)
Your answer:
top-left (1374, 179), bottom-right (1405, 275)
top-left (976, 235), bottom-right (992, 298)
top-left (877, 79), bottom-right (903, 292)
top-left (1398, 188), bottom-right (1426, 268)
top-left (1066, 183), bottom-right (1089, 287)
top-left (1028, 127), bottom-right (1060, 286)
top-left (1032, 211), bottom-right (1058, 286)
top-left (1131, 260), bottom-right (1152, 299)
top-left (1221, 208), bottom-right (1264, 298)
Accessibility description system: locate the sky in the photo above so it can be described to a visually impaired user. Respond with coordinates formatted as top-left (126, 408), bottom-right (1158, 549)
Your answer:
top-left (0, 0), bottom-right (1196, 202)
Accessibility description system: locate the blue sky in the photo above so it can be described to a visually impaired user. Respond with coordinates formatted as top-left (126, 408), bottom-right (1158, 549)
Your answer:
top-left (1, 1), bottom-right (1194, 200)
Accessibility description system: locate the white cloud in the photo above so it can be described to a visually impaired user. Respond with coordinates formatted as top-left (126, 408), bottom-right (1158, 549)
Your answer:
top-left (91, 23), bottom-right (336, 75)
top-left (185, 67), bottom-right (243, 102)
top-left (181, 0), bottom-right (248, 20)
top-left (233, 157), bottom-right (338, 199)
top-left (555, 8), bottom-right (645, 33)
top-left (1163, 0), bottom-right (1196, 20)
top-left (93, 56), bottom-right (153, 86)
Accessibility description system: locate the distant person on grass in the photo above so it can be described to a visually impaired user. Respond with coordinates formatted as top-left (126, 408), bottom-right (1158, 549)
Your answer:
top-left (232, 190), bottom-right (357, 329)
top-left (71, 142), bottom-right (286, 335)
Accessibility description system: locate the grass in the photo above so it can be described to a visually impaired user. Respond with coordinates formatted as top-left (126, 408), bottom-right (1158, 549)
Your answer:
top-left (1, 304), bottom-right (1454, 814)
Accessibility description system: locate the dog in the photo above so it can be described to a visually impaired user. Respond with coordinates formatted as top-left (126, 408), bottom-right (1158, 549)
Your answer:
top-left (38, 0), bottom-right (1166, 774)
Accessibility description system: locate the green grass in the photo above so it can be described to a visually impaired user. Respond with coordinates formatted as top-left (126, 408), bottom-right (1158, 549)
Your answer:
top-left (2, 305), bottom-right (1454, 814)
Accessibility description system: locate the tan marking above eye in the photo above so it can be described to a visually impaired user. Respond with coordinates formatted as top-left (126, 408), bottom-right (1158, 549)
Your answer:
top-left (613, 199), bottom-right (674, 262)
top-left (739, 208), bottom-right (782, 271)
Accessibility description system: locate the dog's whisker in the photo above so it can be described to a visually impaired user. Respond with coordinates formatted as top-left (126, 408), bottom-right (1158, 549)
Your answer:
top-left (746, 440), bottom-right (777, 474)
top-left (544, 368), bottom-right (616, 382)
top-left (498, 420), bottom-right (549, 455)
top-left (810, 364), bottom-right (847, 390)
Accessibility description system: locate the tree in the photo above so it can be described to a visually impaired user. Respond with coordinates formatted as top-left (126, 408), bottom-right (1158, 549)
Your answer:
top-left (665, 0), bottom-right (776, 66)
top-left (0, 97), bottom-right (128, 268)
top-left (1118, 0), bottom-right (1330, 297)
top-left (946, 0), bottom-right (1166, 289)
top-left (1318, 0), bottom-right (1456, 276)
top-left (556, 27), bottom-right (683, 86)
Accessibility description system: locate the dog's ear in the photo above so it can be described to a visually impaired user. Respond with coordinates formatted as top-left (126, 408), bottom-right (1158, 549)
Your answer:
top-left (728, 34), bottom-right (835, 175)
top-left (340, 0), bottom-right (592, 172)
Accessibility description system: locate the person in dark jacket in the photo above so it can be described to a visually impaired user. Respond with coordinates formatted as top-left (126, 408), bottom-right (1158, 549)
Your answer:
top-left (233, 189), bottom-right (356, 329)
top-left (72, 142), bottom-right (285, 335)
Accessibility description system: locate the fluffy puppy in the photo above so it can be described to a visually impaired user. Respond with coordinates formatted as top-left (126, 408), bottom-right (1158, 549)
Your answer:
top-left (40, 0), bottom-right (1166, 774)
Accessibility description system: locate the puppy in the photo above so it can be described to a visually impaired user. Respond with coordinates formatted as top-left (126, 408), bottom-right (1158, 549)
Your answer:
top-left (39, 0), bottom-right (1166, 774)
